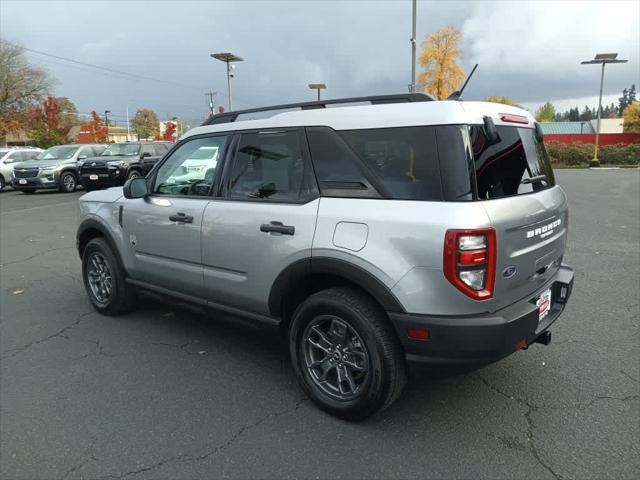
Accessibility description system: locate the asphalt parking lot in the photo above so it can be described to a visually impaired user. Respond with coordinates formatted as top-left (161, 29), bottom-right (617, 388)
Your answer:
top-left (1, 170), bottom-right (638, 480)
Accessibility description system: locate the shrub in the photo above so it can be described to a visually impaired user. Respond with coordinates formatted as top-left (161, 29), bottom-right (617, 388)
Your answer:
top-left (545, 142), bottom-right (639, 167)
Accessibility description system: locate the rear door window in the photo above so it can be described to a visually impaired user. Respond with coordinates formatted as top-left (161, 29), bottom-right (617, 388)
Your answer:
top-left (470, 126), bottom-right (555, 199)
top-left (338, 126), bottom-right (442, 201)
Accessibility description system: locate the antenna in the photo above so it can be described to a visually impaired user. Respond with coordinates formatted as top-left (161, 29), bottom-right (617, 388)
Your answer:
top-left (447, 64), bottom-right (478, 101)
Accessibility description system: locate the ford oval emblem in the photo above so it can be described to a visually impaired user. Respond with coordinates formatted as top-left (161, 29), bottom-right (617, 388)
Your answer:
top-left (502, 266), bottom-right (517, 278)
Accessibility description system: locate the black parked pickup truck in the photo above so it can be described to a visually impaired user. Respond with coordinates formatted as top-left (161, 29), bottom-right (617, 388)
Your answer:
top-left (78, 141), bottom-right (172, 191)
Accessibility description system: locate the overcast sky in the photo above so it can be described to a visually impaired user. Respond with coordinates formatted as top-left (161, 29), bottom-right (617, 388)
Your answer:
top-left (2, 0), bottom-right (638, 126)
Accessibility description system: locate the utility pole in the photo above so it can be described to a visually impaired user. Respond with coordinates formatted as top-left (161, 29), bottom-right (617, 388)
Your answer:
top-left (205, 91), bottom-right (216, 116)
top-left (409, 0), bottom-right (417, 93)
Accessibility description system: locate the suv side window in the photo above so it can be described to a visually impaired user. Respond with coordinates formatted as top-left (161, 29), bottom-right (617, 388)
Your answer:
top-left (154, 135), bottom-right (229, 197)
top-left (23, 151), bottom-right (41, 160)
top-left (306, 126), bottom-right (379, 198)
top-left (338, 126), bottom-right (442, 201)
top-left (78, 147), bottom-right (94, 159)
top-left (153, 143), bottom-right (169, 156)
top-left (7, 151), bottom-right (25, 162)
top-left (228, 130), bottom-right (316, 202)
top-left (141, 145), bottom-right (155, 158)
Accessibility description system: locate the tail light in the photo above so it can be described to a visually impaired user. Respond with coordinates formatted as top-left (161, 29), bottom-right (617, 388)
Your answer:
top-left (444, 229), bottom-right (496, 300)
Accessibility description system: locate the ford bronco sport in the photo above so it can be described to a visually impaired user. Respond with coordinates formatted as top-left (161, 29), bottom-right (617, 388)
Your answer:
top-left (77, 93), bottom-right (574, 420)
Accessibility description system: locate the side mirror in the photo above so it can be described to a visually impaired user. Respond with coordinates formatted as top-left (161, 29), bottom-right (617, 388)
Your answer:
top-left (123, 177), bottom-right (148, 199)
top-left (534, 122), bottom-right (545, 143)
top-left (141, 151), bottom-right (152, 158)
top-left (483, 116), bottom-right (501, 146)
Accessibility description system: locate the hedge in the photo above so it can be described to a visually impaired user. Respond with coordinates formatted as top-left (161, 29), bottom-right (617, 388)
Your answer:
top-left (545, 142), bottom-right (640, 167)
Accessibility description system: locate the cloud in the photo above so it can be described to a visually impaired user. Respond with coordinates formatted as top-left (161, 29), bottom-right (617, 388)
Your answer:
top-left (1, 0), bottom-right (638, 124)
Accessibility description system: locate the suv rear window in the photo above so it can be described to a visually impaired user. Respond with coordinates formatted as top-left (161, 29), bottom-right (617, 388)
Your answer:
top-left (470, 126), bottom-right (555, 199)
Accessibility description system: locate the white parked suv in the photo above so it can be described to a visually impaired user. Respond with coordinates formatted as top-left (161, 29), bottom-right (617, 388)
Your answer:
top-left (0, 147), bottom-right (43, 191)
top-left (77, 94), bottom-right (574, 420)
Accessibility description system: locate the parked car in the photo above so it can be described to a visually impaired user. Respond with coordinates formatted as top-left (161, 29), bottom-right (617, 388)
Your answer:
top-left (0, 147), bottom-right (43, 191)
top-left (77, 93), bottom-right (574, 420)
top-left (11, 144), bottom-right (107, 194)
top-left (78, 141), bottom-right (172, 191)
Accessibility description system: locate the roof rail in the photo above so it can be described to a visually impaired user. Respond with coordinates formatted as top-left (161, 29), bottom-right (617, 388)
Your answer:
top-left (201, 92), bottom-right (434, 125)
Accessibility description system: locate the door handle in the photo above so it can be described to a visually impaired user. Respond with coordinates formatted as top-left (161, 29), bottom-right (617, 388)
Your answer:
top-left (169, 212), bottom-right (194, 224)
top-left (260, 221), bottom-right (295, 235)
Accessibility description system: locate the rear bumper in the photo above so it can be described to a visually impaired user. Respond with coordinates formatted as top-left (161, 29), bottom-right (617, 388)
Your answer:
top-left (389, 264), bottom-right (574, 366)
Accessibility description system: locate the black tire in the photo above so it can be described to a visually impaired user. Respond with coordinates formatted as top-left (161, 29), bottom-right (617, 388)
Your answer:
top-left (59, 171), bottom-right (77, 193)
top-left (289, 287), bottom-right (406, 421)
top-left (127, 169), bottom-right (141, 180)
top-left (21, 188), bottom-right (36, 194)
top-left (0, 175), bottom-right (5, 191)
top-left (82, 237), bottom-right (134, 315)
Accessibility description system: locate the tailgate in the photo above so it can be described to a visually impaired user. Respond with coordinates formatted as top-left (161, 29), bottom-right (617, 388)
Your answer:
top-left (481, 185), bottom-right (568, 310)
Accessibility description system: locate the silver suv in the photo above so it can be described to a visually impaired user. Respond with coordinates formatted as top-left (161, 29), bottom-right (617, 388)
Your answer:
top-left (12, 144), bottom-right (107, 193)
top-left (77, 94), bottom-right (574, 420)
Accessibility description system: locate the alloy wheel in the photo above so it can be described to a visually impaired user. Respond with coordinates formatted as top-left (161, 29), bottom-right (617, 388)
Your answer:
top-left (302, 315), bottom-right (369, 401)
top-left (86, 253), bottom-right (113, 304)
top-left (63, 174), bottom-right (76, 192)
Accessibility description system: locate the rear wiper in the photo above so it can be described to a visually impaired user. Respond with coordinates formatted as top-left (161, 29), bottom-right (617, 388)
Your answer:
top-left (521, 174), bottom-right (547, 184)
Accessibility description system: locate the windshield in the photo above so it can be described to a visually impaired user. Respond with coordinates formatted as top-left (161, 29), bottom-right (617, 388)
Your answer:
top-left (102, 144), bottom-right (140, 157)
top-left (0, 149), bottom-right (10, 157)
top-left (38, 146), bottom-right (79, 160)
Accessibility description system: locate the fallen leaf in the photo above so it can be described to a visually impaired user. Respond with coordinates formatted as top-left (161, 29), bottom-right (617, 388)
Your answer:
top-left (12, 288), bottom-right (25, 295)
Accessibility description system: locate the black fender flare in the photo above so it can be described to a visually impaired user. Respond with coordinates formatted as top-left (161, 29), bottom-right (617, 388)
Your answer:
top-left (268, 256), bottom-right (405, 317)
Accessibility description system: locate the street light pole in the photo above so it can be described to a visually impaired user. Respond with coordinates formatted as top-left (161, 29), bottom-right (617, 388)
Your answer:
top-left (104, 110), bottom-right (110, 127)
top-left (308, 83), bottom-right (326, 101)
top-left (211, 52), bottom-right (243, 112)
top-left (581, 53), bottom-right (628, 167)
top-left (410, 0), bottom-right (417, 93)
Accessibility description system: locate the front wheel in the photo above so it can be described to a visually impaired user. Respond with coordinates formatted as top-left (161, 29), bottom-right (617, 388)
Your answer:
top-left (289, 287), bottom-right (406, 421)
top-left (0, 175), bottom-right (5, 191)
top-left (127, 169), bottom-right (141, 180)
top-left (59, 172), bottom-right (77, 193)
top-left (82, 237), bottom-right (134, 315)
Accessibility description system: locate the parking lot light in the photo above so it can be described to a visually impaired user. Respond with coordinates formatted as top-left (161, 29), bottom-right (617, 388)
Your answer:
top-left (308, 83), bottom-right (326, 101)
top-left (580, 53), bottom-right (628, 167)
top-left (211, 52), bottom-right (243, 111)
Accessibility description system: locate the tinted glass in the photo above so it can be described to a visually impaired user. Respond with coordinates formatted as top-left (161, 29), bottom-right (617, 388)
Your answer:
top-left (7, 151), bottom-right (25, 161)
top-left (141, 145), bottom-right (155, 157)
top-left (436, 126), bottom-right (474, 201)
top-left (306, 127), bottom-right (378, 197)
top-left (339, 126), bottom-right (442, 201)
top-left (23, 151), bottom-right (41, 160)
top-left (470, 126), bottom-right (555, 199)
top-left (155, 136), bottom-right (228, 196)
top-left (229, 131), bottom-right (315, 202)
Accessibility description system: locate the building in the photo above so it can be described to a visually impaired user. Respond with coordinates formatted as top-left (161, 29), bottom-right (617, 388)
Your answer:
top-left (539, 121), bottom-right (595, 135)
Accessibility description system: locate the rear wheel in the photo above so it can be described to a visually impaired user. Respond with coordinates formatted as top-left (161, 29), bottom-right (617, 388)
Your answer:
top-left (82, 237), bottom-right (134, 315)
top-left (289, 287), bottom-right (406, 421)
top-left (0, 175), bottom-right (5, 191)
top-left (59, 172), bottom-right (77, 193)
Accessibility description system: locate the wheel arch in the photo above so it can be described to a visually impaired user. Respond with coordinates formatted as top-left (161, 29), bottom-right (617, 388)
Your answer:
top-left (269, 257), bottom-right (406, 324)
top-left (77, 218), bottom-right (121, 263)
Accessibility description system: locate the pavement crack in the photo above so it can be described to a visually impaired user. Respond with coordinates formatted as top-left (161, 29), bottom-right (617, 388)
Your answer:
top-left (99, 397), bottom-right (308, 479)
top-left (74, 339), bottom-right (118, 361)
top-left (0, 245), bottom-right (75, 268)
top-left (2, 310), bottom-right (95, 360)
top-left (61, 438), bottom-right (98, 479)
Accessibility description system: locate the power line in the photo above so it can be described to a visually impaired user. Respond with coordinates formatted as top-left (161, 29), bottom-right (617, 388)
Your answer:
top-left (22, 46), bottom-right (209, 93)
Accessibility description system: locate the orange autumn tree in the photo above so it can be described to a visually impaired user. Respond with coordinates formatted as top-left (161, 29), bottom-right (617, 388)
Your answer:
top-left (83, 111), bottom-right (108, 143)
top-left (160, 121), bottom-right (176, 141)
top-left (418, 26), bottom-right (465, 100)
top-left (29, 96), bottom-right (74, 148)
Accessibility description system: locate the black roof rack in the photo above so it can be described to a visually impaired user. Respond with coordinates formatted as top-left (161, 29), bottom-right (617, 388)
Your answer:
top-left (202, 93), bottom-right (434, 126)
